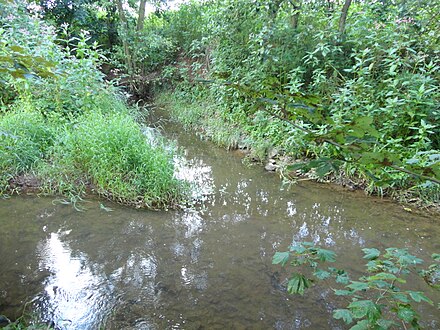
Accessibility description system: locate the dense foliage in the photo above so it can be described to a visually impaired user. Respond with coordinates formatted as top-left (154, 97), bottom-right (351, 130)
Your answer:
top-left (106, 0), bottom-right (440, 206)
top-left (0, 1), bottom-right (185, 208)
top-left (1, 0), bottom-right (439, 327)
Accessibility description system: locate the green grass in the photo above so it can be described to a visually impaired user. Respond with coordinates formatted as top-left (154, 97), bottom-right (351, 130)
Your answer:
top-left (0, 105), bottom-right (55, 191)
top-left (47, 110), bottom-right (184, 208)
top-left (0, 98), bottom-right (186, 209)
top-left (156, 91), bottom-right (244, 149)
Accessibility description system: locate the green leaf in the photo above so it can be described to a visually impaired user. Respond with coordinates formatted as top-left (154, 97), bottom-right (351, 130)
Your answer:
top-left (397, 305), bottom-right (417, 323)
top-left (286, 162), bottom-right (311, 173)
top-left (336, 273), bottom-right (350, 284)
top-left (349, 116), bottom-right (376, 138)
top-left (288, 158), bottom-right (341, 178)
top-left (314, 269), bottom-right (331, 280)
top-left (287, 273), bottom-right (311, 295)
top-left (289, 244), bottom-right (306, 254)
top-left (432, 253), bottom-right (440, 261)
top-left (354, 116), bottom-right (373, 128)
top-left (348, 300), bottom-right (381, 321)
top-left (272, 252), bottom-right (289, 266)
top-left (369, 280), bottom-right (391, 289)
top-left (348, 300), bottom-right (370, 318)
top-left (333, 309), bottom-right (353, 324)
top-left (381, 259), bottom-right (399, 274)
top-left (349, 319), bottom-right (369, 330)
top-left (407, 291), bottom-right (433, 305)
top-left (362, 248), bottom-right (380, 260)
top-left (389, 64), bottom-right (397, 75)
top-left (347, 281), bottom-right (369, 291)
top-left (391, 293), bottom-right (410, 303)
top-left (330, 268), bottom-right (350, 284)
top-left (385, 248), bottom-right (423, 266)
top-left (334, 289), bottom-right (353, 296)
top-left (376, 318), bottom-right (396, 329)
top-left (358, 152), bottom-right (384, 166)
top-left (316, 248), bottom-right (336, 262)
top-left (367, 272), bottom-right (397, 281)
top-left (315, 161), bottom-right (333, 177)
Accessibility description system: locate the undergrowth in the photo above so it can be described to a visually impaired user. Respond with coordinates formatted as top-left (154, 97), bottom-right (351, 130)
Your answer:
top-left (0, 98), bottom-right (186, 209)
top-left (0, 4), bottom-right (186, 209)
top-left (156, 87), bottom-right (440, 210)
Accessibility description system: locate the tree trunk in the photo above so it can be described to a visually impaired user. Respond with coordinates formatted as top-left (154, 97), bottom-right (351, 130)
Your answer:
top-left (137, 0), bottom-right (147, 31)
top-left (338, 0), bottom-right (352, 35)
top-left (115, 0), bottom-right (134, 75)
top-left (116, 0), bottom-right (127, 25)
top-left (289, 1), bottom-right (301, 29)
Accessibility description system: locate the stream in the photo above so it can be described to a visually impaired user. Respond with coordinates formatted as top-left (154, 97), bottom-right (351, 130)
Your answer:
top-left (1, 112), bottom-right (439, 329)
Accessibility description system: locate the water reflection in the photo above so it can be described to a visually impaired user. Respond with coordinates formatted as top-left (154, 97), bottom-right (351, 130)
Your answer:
top-left (36, 231), bottom-right (115, 329)
top-left (180, 266), bottom-right (208, 291)
top-left (180, 210), bottom-right (204, 238)
top-left (174, 155), bottom-right (214, 202)
top-left (1, 118), bottom-right (440, 329)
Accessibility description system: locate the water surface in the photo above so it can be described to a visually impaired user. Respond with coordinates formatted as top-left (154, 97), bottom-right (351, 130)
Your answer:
top-left (1, 116), bottom-right (439, 329)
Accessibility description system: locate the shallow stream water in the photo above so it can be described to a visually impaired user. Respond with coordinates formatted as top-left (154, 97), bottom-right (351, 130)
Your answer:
top-left (1, 113), bottom-right (439, 329)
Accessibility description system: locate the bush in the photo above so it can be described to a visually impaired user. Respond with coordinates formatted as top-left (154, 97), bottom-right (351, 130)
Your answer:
top-left (148, 0), bottom-right (440, 205)
top-left (273, 242), bottom-right (440, 329)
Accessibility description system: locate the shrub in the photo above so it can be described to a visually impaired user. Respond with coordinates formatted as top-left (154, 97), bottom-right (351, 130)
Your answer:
top-left (0, 3), bottom-right (187, 209)
top-left (273, 242), bottom-right (440, 329)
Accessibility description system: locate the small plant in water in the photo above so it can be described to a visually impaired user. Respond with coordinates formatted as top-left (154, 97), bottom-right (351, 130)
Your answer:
top-left (0, 304), bottom-right (52, 330)
top-left (273, 242), bottom-right (440, 329)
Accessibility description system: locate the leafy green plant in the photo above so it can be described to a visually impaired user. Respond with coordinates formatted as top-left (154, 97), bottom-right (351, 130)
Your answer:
top-left (0, 299), bottom-right (52, 330)
top-left (0, 105), bottom-right (55, 191)
top-left (149, 0), bottom-right (440, 206)
top-left (273, 242), bottom-right (440, 329)
top-left (0, 2), bottom-right (188, 209)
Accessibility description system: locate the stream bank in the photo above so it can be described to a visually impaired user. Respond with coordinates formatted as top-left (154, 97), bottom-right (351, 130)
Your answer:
top-left (155, 91), bottom-right (440, 214)
top-left (1, 109), bottom-right (439, 329)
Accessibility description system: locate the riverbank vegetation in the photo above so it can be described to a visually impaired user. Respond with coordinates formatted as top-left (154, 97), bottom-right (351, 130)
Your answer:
top-left (0, 2), bottom-right (185, 208)
top-left (3, 1), bottom-right (438, 208)
top-left (100, 0), bottom-right (439, 209)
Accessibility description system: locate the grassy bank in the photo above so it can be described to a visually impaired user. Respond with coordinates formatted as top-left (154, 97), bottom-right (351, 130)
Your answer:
top-left (0, 4), bottom-right (186, 209)
top-left (0, 98), bottom-right (186, 209)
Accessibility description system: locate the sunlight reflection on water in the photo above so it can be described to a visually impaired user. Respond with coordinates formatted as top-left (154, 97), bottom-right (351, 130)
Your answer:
top-left (173, 155), bottom-right (214, 202)
top-left (35, 231), bottom-right (115, 329)
top-left (1, 119), bottom-right (439, 329)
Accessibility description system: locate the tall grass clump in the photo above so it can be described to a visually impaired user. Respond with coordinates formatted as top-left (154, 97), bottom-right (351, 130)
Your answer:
top-left (43, 110), bottom-right (184, 208)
